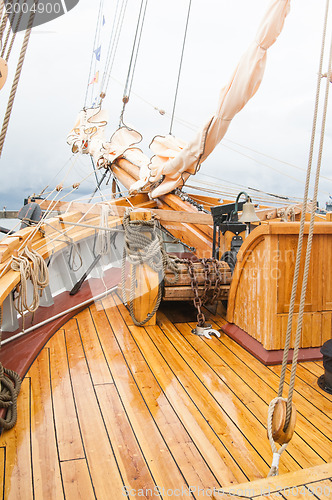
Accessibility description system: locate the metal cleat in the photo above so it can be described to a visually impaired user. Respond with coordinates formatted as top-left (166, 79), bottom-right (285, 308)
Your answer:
top-left (191, 323), bottom-right (221, 340)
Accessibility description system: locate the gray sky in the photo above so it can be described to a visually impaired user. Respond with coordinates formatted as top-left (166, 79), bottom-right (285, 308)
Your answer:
top-left (0, 0), bottom-right (331, 210)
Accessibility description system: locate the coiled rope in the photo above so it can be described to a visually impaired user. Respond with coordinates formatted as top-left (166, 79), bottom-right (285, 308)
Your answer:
top-left (121, 209), bottom-right (178, 326)
top-left (0, 295), bottom-right (21, 431)
top-left (11, 246), bottom-right (49, 331)
top-left (0, 0), bottom-right (37, 157)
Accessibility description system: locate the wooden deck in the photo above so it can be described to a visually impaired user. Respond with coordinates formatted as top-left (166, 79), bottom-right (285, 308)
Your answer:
top-left (0, 292), bottom-right (331, 498)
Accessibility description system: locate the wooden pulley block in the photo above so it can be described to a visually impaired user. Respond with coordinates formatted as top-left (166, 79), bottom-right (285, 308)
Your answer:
top-left (0, 58), bottom-right (8, 90)
top-left (272, 399), bottom-right (297, 445)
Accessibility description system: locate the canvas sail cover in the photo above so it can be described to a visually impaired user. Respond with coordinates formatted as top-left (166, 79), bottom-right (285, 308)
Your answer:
top-left (67, 106), bottom-right (144, 168)
top-left (130, 0), bottom-right (291, 198)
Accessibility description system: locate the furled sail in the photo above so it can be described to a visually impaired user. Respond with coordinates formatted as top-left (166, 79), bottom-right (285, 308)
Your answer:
top-left (130, 0), bottom-right (291, 198)
top-left (67, 106), bottom-right (143, 168)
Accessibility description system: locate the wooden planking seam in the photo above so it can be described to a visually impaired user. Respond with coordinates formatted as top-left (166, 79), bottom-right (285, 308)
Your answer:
top-left (211, 323), bottom-right (332, 456)
top-left (174, 316), bottom-right (332, 467)
top-left (107, 295), bottom-right (217, 487)
top-left (129, 309), bottom-right (273, 479)
top-left (184, 320), bottom-right (330, 467)
top-left (27, 346), bottom-right (65, 498)
top-left (96, 296), bottom-right (203, 492)
top-left (85, 301), bottom-right (172, 494)
top-left (106, 294), bottom-right (228, 488)
top-left (213, 318), bottom-right (332, 435)
top-left (69, 316), bottom-right (128, 488)
top-left (266, 364), bottom-right (332, 425)
top-left (63, 318), bottom-right (126, 497)
top-left (153, 318), bottom-right (314, 473)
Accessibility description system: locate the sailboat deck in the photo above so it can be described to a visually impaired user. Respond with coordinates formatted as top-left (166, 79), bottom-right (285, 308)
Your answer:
top-left (0, 292), bottom-right (331, 499)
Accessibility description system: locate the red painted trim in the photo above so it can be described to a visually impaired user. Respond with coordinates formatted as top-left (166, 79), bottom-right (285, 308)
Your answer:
top-left (221, 322), bottom-right (323, 365)
top-left (0, 267), bottom-right (121, 379)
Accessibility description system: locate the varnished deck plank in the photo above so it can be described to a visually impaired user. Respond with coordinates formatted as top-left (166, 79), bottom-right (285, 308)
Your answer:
top-left (28, 349), bottom-right (64, 499)
top-left (0, 291), bottom-right (331, 498)
top-left (61, 459), bottom-right (95, 500)
top-left (185, 319), bottom-right (332, 465)
top-left (212, 318), bottom-right (332, 443)
top-left (97, 296), bottom-right (221, 492)
top-left (63, 318), bottom-right (124, 498)
top-left (0, 378), bottom-right (33, 500)
top-left (48, 330), bottom-right (85, 462)
top-left (171, 320), bottom-right (325, 471)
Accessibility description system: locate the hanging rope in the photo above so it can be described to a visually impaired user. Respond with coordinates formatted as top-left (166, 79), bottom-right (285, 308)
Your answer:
top-left (0, 0), bottom-right (37, 157)
top-left (267, 0), bottom-right (331, 477)
top-left (11, 246), bottom-right (49, 331)
top-left (121, 209), bottom-right (178, 326)
top-left (4, 0), bottom-right (26, 62)
top-left (119, 0), bottom-right (148, 126)
top-left (169, 0), bottom-right (192, 135)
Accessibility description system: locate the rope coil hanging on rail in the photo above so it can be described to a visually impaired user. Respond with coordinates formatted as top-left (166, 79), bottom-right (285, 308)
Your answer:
top-left (11, 246), bottom-right (50, 331)
top-left (121, 208), bottom-right (179, 326)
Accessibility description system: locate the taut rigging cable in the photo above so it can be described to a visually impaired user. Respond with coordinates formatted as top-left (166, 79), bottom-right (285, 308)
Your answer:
top-left (119, 0), bottom-right (149, 126)
top-left (169, 0), bottom-right (192, 135)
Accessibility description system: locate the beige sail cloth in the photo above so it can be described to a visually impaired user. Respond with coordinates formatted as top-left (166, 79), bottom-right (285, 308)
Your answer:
top-left (132, 0), bottom-right (291, 198)
top-left (67, 106), bottom-right (142, 168)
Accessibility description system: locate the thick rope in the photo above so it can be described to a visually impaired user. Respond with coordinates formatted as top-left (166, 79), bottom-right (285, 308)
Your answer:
top-left (0, 0), bottom-right (37, 157)
top-left (277, 0), bottom-right (330, 405)
top-left (11, 246), bottom-right (49, 331)
top-left (286, 31), bottom-right (332, 422)
top-left (121, 209), bottom-right (178, 326)
top-left (0, 254), bottom-right (21, 431)
top-left (267, 0), bottom-right (331, 476)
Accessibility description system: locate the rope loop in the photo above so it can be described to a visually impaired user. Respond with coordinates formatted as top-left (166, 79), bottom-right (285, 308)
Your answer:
top-left (121, 208), bottom-right (179, 326)
top-left (11, 246), bottom-right (49, 330)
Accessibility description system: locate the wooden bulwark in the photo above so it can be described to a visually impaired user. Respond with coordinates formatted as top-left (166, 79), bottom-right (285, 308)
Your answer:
top-left (227, 222), bottom-right (332, 351)
top-left (0, 293), bottom-right (331, 498)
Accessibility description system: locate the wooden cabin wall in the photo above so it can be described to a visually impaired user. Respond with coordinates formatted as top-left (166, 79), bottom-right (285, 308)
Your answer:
top-left (227, 222), bottom-right (332, 351)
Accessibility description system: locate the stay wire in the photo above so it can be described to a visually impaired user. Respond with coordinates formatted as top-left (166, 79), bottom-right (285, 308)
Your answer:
top-left (169, 0), bottom-right (192, 135)
top-left (84, 0), bottom-right (104, 108)
top-left (119, 0), bottom-right (149, 126)
top-left (101, 0), bottom-right (128, 98)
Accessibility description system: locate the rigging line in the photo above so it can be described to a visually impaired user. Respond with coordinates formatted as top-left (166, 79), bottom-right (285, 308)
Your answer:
top-left (220, 142), bottom-right (330, 195)
top-left (102, 0), bottom-right (128, 97)
top-left (185, 184), bottom-right (300, 205)
top-left (84, 0), bottom-right (104, 107)
top-left (277, 0), bottom-right (330, 412)
top-left (0, 1), bottom-right (9, 42)
top-left (99, 0), bottom-right (121, 93)
top-left (285, 31), bottom-right (332, 428)
top-left (0, 0), bottom-right (37, 158)
top-left (4, 0), bottom-right (27, 61)
top-left (119, 0), bottom-right (148, 126)
top-left (195, 171), bottom-right (300, 201)
top-left (0, 0), bottom-right (20, 57)
top-left (169, 0), bottom-right (192, 135)
top-left (37, 155), bottom-right (76, 197)
top-left (223, 138), bottom-right (332, 184)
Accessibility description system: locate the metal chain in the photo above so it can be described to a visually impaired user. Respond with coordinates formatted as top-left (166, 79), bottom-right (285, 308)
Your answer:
top-left (185, 259), bottom-right (206, 326)
top-left (174, 189), bottom-right (210, 214)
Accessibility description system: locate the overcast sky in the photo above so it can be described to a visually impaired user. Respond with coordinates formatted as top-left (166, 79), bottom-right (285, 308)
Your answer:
top-left (0, 0), bottom-right (331, 210)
